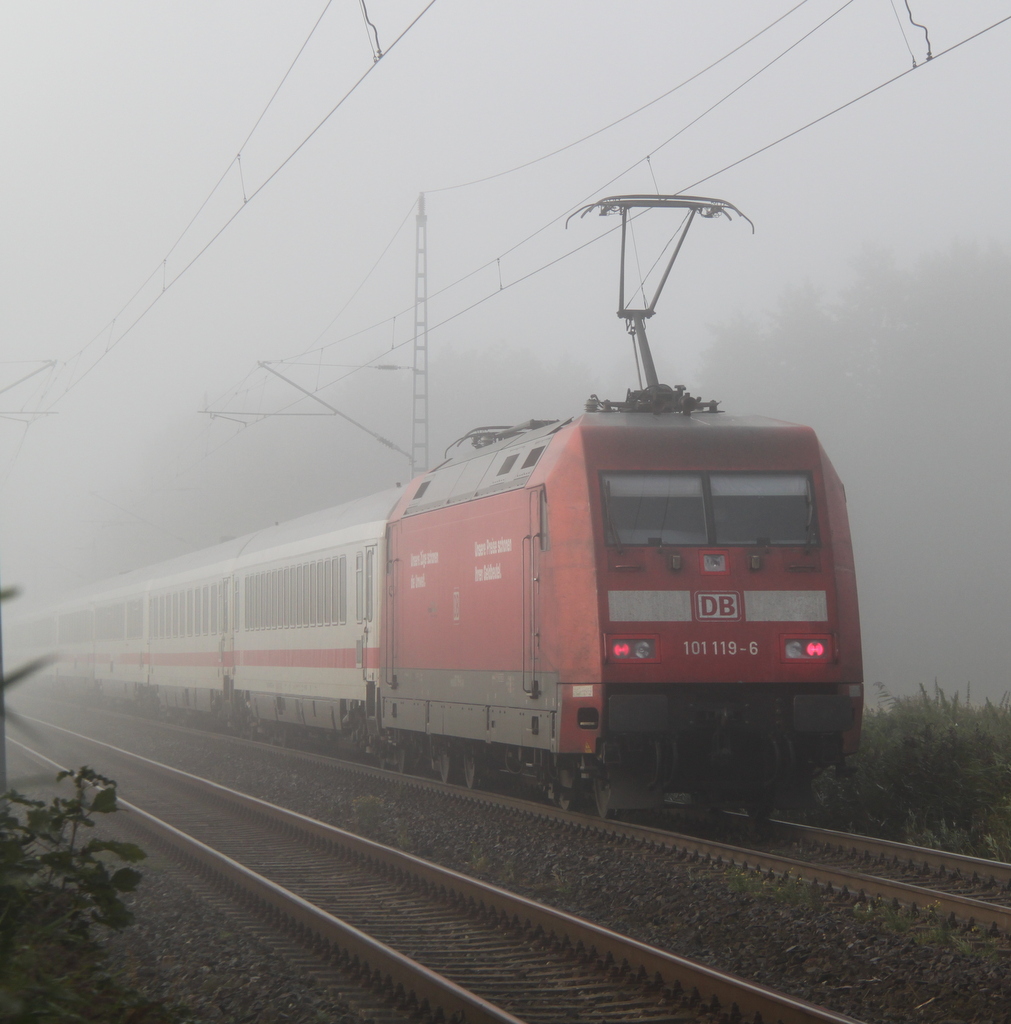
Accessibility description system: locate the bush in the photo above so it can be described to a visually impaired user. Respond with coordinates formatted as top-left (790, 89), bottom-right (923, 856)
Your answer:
top-left (806, 686), bottom-right (1011, 861)
top-left (0, 766), bottom-right (186, 1022)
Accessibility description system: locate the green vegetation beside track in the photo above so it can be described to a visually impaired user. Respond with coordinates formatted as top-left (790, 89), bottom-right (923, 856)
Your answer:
top-left (804, 686), bottom-right (1011, 861)
top-left (0, 766), bottom-right (187, 1024)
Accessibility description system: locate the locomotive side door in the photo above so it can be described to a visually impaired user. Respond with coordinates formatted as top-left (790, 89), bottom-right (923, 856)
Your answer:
top-left (383, 524), bottom-right (398, 690)
top-left (522, 486), bottom-right (545, 698)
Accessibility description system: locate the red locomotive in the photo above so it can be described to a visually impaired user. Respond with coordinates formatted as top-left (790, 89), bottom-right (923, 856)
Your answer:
top-left (387, 401), bottom-right (862, 815)
top-left (11, 196), bottom-right (863, 815)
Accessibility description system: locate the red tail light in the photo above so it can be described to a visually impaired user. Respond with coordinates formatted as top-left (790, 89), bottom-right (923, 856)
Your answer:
top-left (783, 635), bottom-right (833, 661)
top-left (606, 636), bottom-right (659, 662)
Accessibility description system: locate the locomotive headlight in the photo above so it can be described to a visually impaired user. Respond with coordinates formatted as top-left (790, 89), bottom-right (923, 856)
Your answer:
top-left (783, 636), bottom-right (832, 660)
top-left (607, 636), bottom-right (658, 662)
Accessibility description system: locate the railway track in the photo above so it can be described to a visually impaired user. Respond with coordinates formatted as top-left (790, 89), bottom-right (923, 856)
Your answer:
top-left (26, 702), bottom-right (1011, 946)
top-left (10, 722), bottom-right (865, 1024)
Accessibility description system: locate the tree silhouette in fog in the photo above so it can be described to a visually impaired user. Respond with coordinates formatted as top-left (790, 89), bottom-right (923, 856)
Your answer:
top-left (699, 241), bottom-right (1011, 700)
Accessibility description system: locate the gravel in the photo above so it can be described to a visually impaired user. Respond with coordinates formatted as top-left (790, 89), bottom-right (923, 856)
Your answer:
top-left (15, 697), bottom-right (1011, 1024)
top-left (99, 852), bottom-right (369, 1024)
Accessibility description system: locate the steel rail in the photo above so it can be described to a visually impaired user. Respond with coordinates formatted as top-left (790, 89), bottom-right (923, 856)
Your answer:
top-left (759, 817), bottom-right (1011, 886)
top-left (25, 707), bottom-right (1011, 934)
top-left (12, 739), bottom-right (526, 1024)
top-left (15, 721), bottom-right (866, 1024)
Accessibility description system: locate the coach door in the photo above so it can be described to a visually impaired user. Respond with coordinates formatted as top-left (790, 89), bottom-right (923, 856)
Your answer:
top-left (220, 576), bottom-right (236, 706)
top-left (522, 487), bottom-right (545, 699)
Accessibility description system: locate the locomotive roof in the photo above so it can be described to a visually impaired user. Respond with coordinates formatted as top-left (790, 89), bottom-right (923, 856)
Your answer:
top-left (434, 410), bottom-right (813, 469)
top-left (398, 409), bottom-right (817, 520)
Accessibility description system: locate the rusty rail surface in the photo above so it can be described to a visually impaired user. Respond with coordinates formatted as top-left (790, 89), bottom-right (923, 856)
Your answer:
top-left (14, 721), bottom-right (866, 1024)
top-left (23, 706), bottom-right (1011, 938)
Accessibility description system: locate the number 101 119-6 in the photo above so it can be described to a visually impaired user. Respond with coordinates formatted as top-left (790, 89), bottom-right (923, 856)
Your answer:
top-left (683, 640), bottom-right (759, 655)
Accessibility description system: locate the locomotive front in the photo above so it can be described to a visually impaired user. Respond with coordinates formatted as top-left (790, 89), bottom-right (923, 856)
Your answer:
top-left (543, 411), bottom-right (863, 815)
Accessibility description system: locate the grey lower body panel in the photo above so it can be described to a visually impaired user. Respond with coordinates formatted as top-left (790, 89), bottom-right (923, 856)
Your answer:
top-left (383, 695), bottom-right (555, 751)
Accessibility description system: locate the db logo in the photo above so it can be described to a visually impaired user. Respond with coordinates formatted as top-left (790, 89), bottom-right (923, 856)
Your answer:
top-left (695, 592), bottom-right (740, 621)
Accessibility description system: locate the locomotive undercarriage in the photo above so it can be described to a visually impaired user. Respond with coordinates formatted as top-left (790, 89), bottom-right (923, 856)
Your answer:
top-left (40, 675), bottom-right (851, 820)
top-left (585, 683), bottom-right (853, 816)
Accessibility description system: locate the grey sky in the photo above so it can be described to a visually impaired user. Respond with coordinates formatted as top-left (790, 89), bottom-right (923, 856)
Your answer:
top-left (3, 2), bottom-right (1010, 694)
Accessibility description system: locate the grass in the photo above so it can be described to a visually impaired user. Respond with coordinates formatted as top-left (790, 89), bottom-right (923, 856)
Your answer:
top-left (804, 685), bottom-right (1011, 861)
top-left (351, 794), bottom-right (386, 834)
top-left (725, 867), bottom-right (823, 910)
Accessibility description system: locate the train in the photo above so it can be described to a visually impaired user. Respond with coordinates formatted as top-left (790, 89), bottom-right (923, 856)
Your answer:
top-left (9, 402), bottom-right (863, 816)
top-left (7, 195), bottom-right (864, 816)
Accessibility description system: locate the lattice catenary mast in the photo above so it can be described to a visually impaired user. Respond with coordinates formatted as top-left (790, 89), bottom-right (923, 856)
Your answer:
top-left (411, 193), bottom-right (429, 475)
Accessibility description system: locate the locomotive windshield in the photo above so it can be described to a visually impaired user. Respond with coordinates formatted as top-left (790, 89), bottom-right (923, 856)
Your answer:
top-left (602, 473), bottom-right (707, 545)
top-left (710, 473), bottom-right (812, 545)
top-left (601, 471), bottom-right (815, 546)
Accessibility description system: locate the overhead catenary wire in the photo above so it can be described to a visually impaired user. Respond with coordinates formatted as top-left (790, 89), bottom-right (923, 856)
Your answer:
top-left (41, 0), bottom-right (340, 405)
top-left (888, 0), bottom-right (919, 67)
top-left (282, 0), bottom-right (859, 370)
top-left (63, 7), bottom-right (1011, 512)
top-left (210, 2), bottom-right (1011, 451)
top-left (679, 11), bottom-right (1011, 193)
top-left (308, 2), bottom-right (1011, 374)
top-left (33, 0), bottom-right (438, 416)
top-left (426, 0), bottom-right (816, 195)
top-left (27, 0), bottom-right (840, 432)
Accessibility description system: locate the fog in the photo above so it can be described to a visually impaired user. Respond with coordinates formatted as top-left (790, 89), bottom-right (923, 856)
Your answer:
top-left (3, 2), bottom-right (1011, 699)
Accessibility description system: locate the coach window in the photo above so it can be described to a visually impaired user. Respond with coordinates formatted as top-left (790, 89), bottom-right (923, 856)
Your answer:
top-left (309, 562), bottom-right (317, 625)
top-left (324, 559), bottom-right (333, 624)
top-left (222, 580), bottom-right (229, 632)
top-left (261, 573), bottom-right (268, 629)
top-left (355, 553), bottom-right (363, 623)
top-left (710, 473), bottom-right (814, 546)
top-left (338, 555), bottom-right (347, 625)
top-left (186, 590), bottom-right (194, 636)
top-left (210, 584), bottom-right (218, 633)
top-left (601, 472), bottom-right (707, 546)
top-left (317, 560), bottom-right (325, 625)
top-left (203, 586), bottom-right (210, 633)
